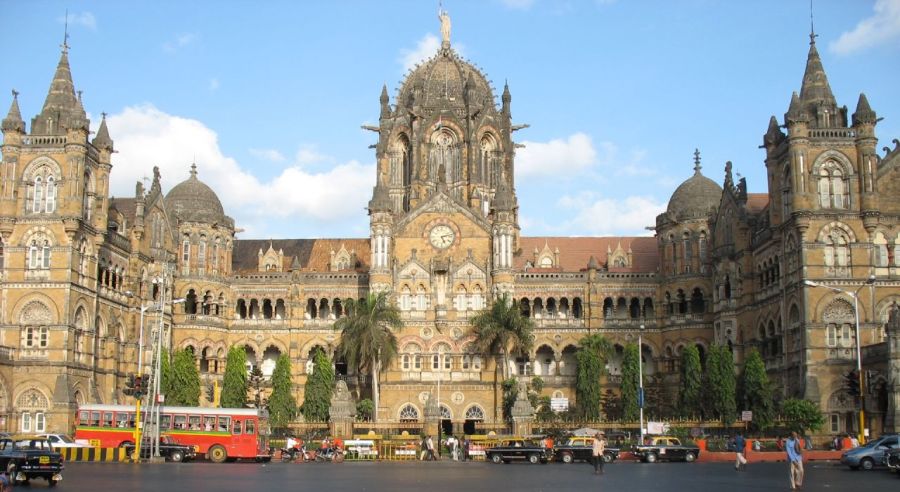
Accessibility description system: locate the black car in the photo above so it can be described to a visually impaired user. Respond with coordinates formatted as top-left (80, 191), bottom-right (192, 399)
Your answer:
top-left (124, 434), bottom-right (197, 462)
top-left (632, 436), bottom-right (700, 463)
top-left (0, 435), bottom-right (64, 487)
top-left (553, 436), bottom-right (619, 464)
top-left (485, 439), bottom-right (551, 464)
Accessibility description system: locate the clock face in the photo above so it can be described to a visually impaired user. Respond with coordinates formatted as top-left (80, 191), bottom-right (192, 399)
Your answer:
top-left (429, 225), bottom-right (455, 249)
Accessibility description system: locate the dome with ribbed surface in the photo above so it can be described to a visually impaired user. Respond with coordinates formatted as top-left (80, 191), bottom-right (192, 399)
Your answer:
top-left (165, 164), bottom-right (228, 224)
top-left (396, 47), bottom-right (495, 111)
top-left (666, 152), bottom-right (722, 220)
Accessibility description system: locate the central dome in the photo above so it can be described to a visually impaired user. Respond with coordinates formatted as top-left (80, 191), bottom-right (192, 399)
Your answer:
top-left (397, 48), bottom-right (496, 110)
top-left (165, 164), bottom-right (229, 225)
top-left (666, 154), bottom-right (722, 220)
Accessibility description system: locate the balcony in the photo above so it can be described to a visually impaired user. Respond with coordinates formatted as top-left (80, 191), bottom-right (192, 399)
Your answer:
top-left (182, 314), bottom-right (226, 327)
top-left (0, 346), bottom-right (15, 362)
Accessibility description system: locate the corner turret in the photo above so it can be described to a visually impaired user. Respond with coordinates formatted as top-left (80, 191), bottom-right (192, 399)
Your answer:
top-left (2, 90), bottom-right (25, 134)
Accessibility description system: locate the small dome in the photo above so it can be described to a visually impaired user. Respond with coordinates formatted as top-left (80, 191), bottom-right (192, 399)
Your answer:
top-left (165, 164), bottom-right (228, 224)
top-left (666, 152), bottom-right (722, 220)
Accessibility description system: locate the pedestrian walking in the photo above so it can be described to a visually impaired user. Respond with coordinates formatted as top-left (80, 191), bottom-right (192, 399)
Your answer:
top-left (785, 431), bottom-right (804, 490)
top-left (420, 435), bottom-right (428, 461)
top-left (734, 432), bottom-right (747, 471)
top-left (426, 435), bottom-right (437, 461)
top-left (591, 432), bottom-right (606, 475)
top-left (0, 471), bottom-right (11, 492)
top-left (463, 437), bottom-right (471, 461)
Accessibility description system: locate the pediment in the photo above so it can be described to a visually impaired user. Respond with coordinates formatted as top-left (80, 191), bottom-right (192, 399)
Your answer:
top-left (398, 259), bottom-right (431, 279)
top-left (396, 189), bottom-right (490, 232)
top-left (452, 260), bottom-right (486, 280)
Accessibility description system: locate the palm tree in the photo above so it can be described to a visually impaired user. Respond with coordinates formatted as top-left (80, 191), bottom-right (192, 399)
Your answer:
top-left (579, 333), bottom-right (612, 359)
top-left (470, 293), bottom-right (535, 381)
top-left (334, 292), bottom-right (403, 422)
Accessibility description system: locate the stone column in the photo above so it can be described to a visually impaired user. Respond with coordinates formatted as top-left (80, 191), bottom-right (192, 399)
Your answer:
top-left (423, 392), bottom-right (441, 441)
top-left (328, 380), bottom-right (356, 438)
top-left (510, 380), bottom-right (535, 437)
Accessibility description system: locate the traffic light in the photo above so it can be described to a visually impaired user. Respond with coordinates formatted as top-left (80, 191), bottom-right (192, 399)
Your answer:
top-left (123, 373), bottom-right (136, 397)
top-left (133, 375), bottom-right (144, 398)
top-left (844, 370), bottom-right (860, 397)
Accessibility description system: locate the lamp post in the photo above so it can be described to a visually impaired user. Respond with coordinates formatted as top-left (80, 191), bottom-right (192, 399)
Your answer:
top-left (638, 323), bottom-right (645, 444)
top-left (133, 304), bottom-right (153, 462)
top-left (804, 280), bottom-right (865, 444)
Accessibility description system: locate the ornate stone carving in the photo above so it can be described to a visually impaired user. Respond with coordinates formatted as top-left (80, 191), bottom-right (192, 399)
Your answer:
top-left (823, 299), bottom-right (854, 323)
top-left (20, 301), bottom-right (52, 324)
top-left (328, 380), bottom-right (356, 422)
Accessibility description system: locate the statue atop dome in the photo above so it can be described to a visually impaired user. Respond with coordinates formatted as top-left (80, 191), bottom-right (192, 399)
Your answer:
top-left (438, 7), bottom-right (451, 49)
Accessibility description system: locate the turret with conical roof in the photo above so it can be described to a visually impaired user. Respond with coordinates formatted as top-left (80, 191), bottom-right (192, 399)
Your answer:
top-left (795, 31), bottom-right (845, 129)
top-left (30, 46), bottom-right (89, 135)
top-left (92, 113), bottom-right (114, 151)
top-left (379, 84), bottom-right (390, 120)
top-left (2, 90), bottom-right (25, 134)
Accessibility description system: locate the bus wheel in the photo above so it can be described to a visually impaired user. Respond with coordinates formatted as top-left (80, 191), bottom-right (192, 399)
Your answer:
top-left (208, 445), bottom-right (228, 463)
top-left (119, 441), bottom-right (133, 448)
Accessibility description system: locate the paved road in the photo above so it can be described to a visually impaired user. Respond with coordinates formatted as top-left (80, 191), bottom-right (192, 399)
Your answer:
top-left (52, 460), bottom-right (897, 491)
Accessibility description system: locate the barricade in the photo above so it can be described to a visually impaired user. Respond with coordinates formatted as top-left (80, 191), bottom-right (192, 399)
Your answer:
top-left (379, 440), bottom-right (419, 461)
top-left (59, 447), bottom-right (128, 462)
top-left (344, 439), bottom-right (379, 461)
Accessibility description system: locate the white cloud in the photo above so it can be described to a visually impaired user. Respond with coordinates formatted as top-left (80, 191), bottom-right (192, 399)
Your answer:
top-left (516, 132), bottom-right (597, 177)
top-left (106, 105), bottom-right (374, 237)
top-left (830, 0), bottom-right (900, 55)
top-left (399, 34), bottom-right (441, 72)
top-left (556, 192), bottom-right (665, 236)
top-left (58, 12), bottom-right (96, 30)
top-left (249, 148), bottom-right (286, 162)
top-left (500, 0), bottom-right (536, 10)
top-left (294, 146), bottom-right (330, 165)
top-left (208, 78), bottom-right (220, 91)
top-left (163, 33), bottom-right (198, 53)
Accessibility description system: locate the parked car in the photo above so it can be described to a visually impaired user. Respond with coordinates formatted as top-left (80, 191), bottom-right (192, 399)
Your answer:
top-left (0, 434), bottom-right (64, 487)
top-left (123, 434), bottom-right (197, 462)
top-left (485, 439), bottom-right (552, 464)
top-left (632, 436), bottom-right (700, 463)
top-left (840, 434), bottom-right (899, 471)
top-left (38, 433), bottom-right (91, 448)
top-left (553, 436), bottom-right (619, 464)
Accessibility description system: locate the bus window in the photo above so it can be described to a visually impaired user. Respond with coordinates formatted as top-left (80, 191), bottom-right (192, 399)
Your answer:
top-left (116, 413), bottom-right (128, 428)
top-left (189, 416), bottom-right (201, 430)
top-left (103, 412), bottom-right (114, 427)
top-left (78, 410), bottom-right (89, 424)
top-left (174, 415), bottom-right (187, 430)
top-left (203, 416), bottom-right (215, 431)
top-left (232, 420), bottom-right (242, 435)
top-left (218, 416), bottom-right (230, 433)
top-left (90, 412), bottom-right (101, 426)
top-left (245, 419), bottom-right (255, 435)
top-left (128, 413), bottom-right (136, 427)
top-left (160, 415), bottom-right (172, 431)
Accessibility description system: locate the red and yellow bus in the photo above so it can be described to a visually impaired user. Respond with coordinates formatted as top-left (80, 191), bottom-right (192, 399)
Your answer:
top-left (74, 404), bottom-right (271, 463)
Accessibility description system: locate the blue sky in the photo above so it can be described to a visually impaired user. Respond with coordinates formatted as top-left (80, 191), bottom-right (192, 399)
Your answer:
top-left (2, 0), bottom-right (899, 240)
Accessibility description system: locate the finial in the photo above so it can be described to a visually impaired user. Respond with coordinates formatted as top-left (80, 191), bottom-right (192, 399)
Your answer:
top-left (101, 111), bottom-right (107, 120)
top-left (11, 89), bottom-right (18, 100)
top-left (809, 0), bottom-right (817, 45)
top-left (190, 162), bottom-right (198, 178)
top-left (62, 9), bottom-right (70, 53)
top-left (438, 4), bottom-right (451, 49)
top-left (77, 90), bottom-right (83, 101)
top-left (693, 148), bottom-right (702, 174)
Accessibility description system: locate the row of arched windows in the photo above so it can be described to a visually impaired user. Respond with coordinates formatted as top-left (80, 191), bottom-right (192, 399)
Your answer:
top-left (664, 289), bottom-right (706, 315)
top-left (520, 297), bottom-right (584, 319)
top-left (665, 231), bottom-right (708, 275)
top-left (601, 297), bottom-right (653, 320)
top-left (234, 297), bottom-right (285, 320)
top-left (757, 256), bottom-right (781, 289)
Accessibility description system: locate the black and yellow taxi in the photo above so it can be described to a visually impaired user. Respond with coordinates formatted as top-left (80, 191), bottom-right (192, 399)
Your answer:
top-left (0, 434), bottom-right (64, 486)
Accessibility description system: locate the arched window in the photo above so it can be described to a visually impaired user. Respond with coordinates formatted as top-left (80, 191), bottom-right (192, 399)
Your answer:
top-left (198, 238), bottom-right (207, 268)
top-left (682, 232), bottom-right (692, 273)
top-left (33, 176), bottom-right (43, 213)
top-left (817, 161), bottom-right (849, 209)
top-left (46, 176), bottom-right (56, 212)
top-left (399, 404), bottom-right (420, 422)
top-left (873, 232), bottom-right (889, 267)
top-left (465, 405), bottom-right (485, 421)
top-left (823, 229), bottom-right (851, 277)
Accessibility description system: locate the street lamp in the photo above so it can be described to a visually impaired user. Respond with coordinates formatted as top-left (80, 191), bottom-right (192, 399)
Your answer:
top-left (133, 303), bottom-right (154, 462)
top-left (804, 280), bottom-right (865, 444)
top-left (638, 323), bottom-right (645, 444)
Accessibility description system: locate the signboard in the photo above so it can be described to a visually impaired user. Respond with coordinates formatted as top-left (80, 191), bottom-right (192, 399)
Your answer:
top-left (157, 394), bottom-right (166, 404)
top-left (741, 411), bottom-right (752, 422)
top-left (638, 388), bottom-right (645, 408)
top-left (550, 398), bottom-right (569, 412)
top-left (647, 421), bottom-right (669, 435)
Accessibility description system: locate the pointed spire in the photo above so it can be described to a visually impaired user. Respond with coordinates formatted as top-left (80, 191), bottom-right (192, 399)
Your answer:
top-left (852, 93), bottom-right (877, 126)
top-left (491, 174), bottom-right (515, 211)
top-left (290, 255), bottom-right (302, 271)
top-left (368, 180), bottom-right (392, 212)
top-left (2, 90), bottom-right (25, 133)
top-left (764, 115), bottom-right (785, 147)
top-left (693, 148), bottom-right (702, 175)
top-left (798, 29), bottom-right (837, 123)
top-left (785, 91), bottom-right (807, 124)
top-left (92, 112), bottom-right (113, 150)
top-left (501, 80), bottom-right (511, 115)
top-left (32, 45), bottom-right (85, 134)
top-left (380, 84), bottom-right (390, 119)
top-left (587, 256), bottom-right (600, 271)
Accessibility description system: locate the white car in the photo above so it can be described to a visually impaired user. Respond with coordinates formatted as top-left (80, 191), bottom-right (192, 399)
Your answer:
top-left (38, 433), bottom-right (91, 448)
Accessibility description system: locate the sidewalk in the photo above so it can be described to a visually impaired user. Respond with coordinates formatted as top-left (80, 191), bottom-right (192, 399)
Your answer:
top-left (616, 450), bottom-right (842, 463)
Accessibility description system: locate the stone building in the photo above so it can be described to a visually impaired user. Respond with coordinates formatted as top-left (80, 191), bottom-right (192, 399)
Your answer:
top-left (1, 19), bottom-right (899, 437)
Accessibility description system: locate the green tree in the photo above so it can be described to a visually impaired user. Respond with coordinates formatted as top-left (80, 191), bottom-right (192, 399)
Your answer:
top-left (221, 346), bottom-right (249, 408)
top-left (620, 343), bottom-right (640, 421)
top-left (169, 349), bottom-right (201, 406)
top-left (678, 345), bottom-right (703, 418)
top-left (267, 354), bottom-right (297, 428)
top-left (740, 349), bottom-right (774, 431)
top-left (781, 398), bottom-right (825, 434)
top-left (301, 348), bottom-right (334, 422)
top-left (471, 293), bottom-right (535, 381)
top-left (704, 344), bottom-right (737, 424)
top-left (159, 348), bottom-right (172, 398)
top-left (334, 292), bottom-right (403, 422)
top-left (356, 399), bottom-right (374, 422)
top-left (576, 334), bottom-right (612, 420)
